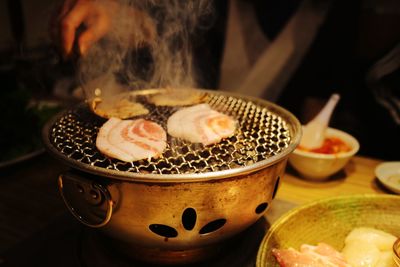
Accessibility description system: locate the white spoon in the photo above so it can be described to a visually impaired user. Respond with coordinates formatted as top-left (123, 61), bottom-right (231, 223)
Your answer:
top-left (300, 93), bottom-right (340, 149)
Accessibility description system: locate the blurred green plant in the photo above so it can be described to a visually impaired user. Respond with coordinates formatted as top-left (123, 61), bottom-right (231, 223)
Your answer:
top-left (0, 86), bottom-right (61, 162)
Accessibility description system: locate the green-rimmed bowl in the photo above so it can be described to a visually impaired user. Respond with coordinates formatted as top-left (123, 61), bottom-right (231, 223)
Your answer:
top-left (256, 194), bottom-right (400, 267)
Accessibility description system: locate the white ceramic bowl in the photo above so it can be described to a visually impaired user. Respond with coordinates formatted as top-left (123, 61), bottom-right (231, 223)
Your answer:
top-left (288, 127), bottom-right (360, 180)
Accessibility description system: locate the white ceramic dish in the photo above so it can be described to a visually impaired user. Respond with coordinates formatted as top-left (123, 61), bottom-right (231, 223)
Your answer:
top-left (375, 161), bottom-right (400, 194)
top-left (288, 127), bottom-right (359, 180)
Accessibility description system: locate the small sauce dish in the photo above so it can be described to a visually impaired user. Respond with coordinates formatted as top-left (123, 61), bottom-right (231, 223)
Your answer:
top-left (375, 162), bottom-right (400, 194)
top-left (288, 127), bottom-right (359, 180)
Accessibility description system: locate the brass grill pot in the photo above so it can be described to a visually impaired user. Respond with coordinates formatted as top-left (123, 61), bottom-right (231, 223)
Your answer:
top-left (42, 89), bottom-right (301, 264)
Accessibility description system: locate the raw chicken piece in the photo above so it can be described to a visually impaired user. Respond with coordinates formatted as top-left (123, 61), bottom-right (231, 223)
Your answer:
top-left (272, 243), bottom-right (351, 267)
top-left (344, 227), bottom-right (397, 251)
top-left (342, 227), bottom-right (398, 267)
top-left (96, 117), bottom-right (166, 162)
top-left (167, 104), bottom-right (236, 145)
top-left (376, 251), bottom-right (396, 267)
top-left (272, 247), bottom-right (325, 267)
top-left (301, 243), bottom-right (352, 267)
top-left (342, 242), bottom-right (381, 267)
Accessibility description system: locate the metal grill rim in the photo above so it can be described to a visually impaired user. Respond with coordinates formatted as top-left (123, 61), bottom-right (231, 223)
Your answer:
top-left (43, 89), bottom-right (301, 181)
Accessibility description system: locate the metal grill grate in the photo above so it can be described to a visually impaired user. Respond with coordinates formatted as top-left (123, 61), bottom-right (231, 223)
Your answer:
top-left (48, 91), bottom-right (292, 175)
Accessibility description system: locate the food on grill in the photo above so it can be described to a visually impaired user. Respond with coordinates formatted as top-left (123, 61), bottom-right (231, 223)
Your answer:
top-left (342, 227), bottom-right (397, 267)
top-left (91, 97), bottom-right (149, 119)
top-left (272, 243), bottom-right (351, 267)
top-left (297, 136), bottom-right (351, 154)
top-left (47, 89), bottom-right (295, 174)
top-left (148, 89), bottom-right (207, 106)
top-left (167, 103), bottom-right (236, 145)
top-left (96, 117), bottom-right (166, 162)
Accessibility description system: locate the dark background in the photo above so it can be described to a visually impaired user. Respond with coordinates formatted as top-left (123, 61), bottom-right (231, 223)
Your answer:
top-left (194, 0), bottom-right (400, 160)
top-left (1, 0), bottom-right (399, 159)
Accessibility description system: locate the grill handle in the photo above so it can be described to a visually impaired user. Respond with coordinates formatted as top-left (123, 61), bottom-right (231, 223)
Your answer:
top-left (58, 172), bottom-right (113, 228)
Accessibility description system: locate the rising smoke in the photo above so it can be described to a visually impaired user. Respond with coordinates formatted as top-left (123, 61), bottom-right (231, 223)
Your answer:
top-left (78, 0), bottom-right (214, 101)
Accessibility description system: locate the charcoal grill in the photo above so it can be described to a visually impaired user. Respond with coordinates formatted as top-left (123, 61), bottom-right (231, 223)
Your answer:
top-left (42, 88), bottom-right (301, 265)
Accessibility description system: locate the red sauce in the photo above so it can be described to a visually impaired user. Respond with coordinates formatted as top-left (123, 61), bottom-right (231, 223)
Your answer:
top-left (298, 137), bottom-right (351, 154)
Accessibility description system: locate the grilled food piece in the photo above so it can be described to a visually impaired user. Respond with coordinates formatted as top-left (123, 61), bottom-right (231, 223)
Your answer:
top-left (91, 97), bottom-right (149, 119)
top-left (167, 104), bottom-right (236, 145)
top-left (147, 89), bottom-right (207, 106)
top-left (96, 117), bottom-right (166, 162)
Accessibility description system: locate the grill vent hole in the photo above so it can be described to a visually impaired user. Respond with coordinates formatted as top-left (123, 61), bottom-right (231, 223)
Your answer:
top-left (199, 219), bottom-right (226, 235)
top-left (255, 202), bottom-right (268, 214)
top-left (272, 176), bottom-right (280, 199)
top-left (182, 208), bottom-right (197, 230)
top-left (149, 224), bottom-right (178, 238)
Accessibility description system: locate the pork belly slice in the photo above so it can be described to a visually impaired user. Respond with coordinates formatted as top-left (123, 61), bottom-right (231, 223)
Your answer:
top-left (96, 117), bottom-right (167, 162)
top-left (167, 104), bottom-right (236, 145)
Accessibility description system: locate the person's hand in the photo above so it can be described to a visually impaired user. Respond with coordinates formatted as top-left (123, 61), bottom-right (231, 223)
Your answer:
top-left (52, 0), bottom-right (156, 59)
top-left (51, 0), bottom-right (113, 58)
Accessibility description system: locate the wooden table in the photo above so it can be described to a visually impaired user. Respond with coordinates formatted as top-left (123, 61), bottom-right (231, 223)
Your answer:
top-left (0, 155), bottom-right (67, 254)
top-left (276, 156), bottom-right (389, 205)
